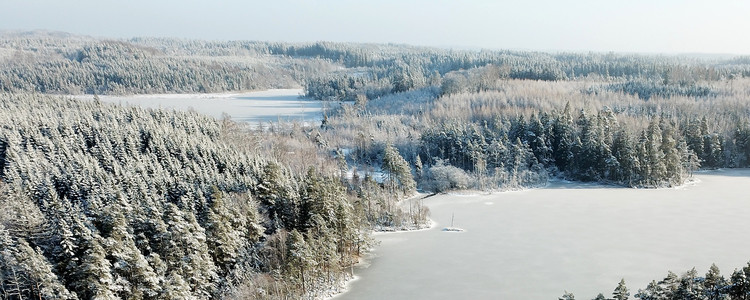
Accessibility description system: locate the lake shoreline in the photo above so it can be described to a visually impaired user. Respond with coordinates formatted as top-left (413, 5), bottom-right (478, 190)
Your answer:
top-left (336, 169), bottom-right (750, 299)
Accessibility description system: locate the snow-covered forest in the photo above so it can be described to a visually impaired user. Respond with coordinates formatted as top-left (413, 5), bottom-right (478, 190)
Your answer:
top-left (0, 93), bottom-right (403, 299)
top-left (2, 31), bottom-right (750, 299)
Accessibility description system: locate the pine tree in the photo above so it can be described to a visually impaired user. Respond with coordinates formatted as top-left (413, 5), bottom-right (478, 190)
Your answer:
top-left (1, 225), bottom-right (77, 300)
top-left (160, 203), bottom-right (218, 299)
top-left (414, 155), bottom-right (423, 182)
top-left (660, 118), bottom-right (683, 185)
top-left (729, 265), bottom-right (750, 300)
top-left (674, 268), bottom-right (703, 300)
top-left (634, 280), bottom-right (661, 300)
top-left (74, 225), bottom-right (118, 300)
top-left (161, 273), bottom-right (197, 300)
top-left (658, 271), bottom-right (680, 299)
top-left (528, 113), bottom-right (552, 165)
top-left (575, 109), bottom-right (601, 180)
top-left (104, 209), bottom-right (160, 299)
top-left (17, 239), bottom-right (77, 299)
top-left (205, 189), bottom-right (244, 276)
top-left (703, 264), bottom-right (727, 300)
top-left (256, 162), bottom-right (300, 231)
top-left (685, 118), bottom-right (704, 160)
top-left (613, 278), bottom-right (630, 300)
top-left (733, 121), bottom-right (750, 166)
top-left (286, 229), bottom-right (314, 294)
top-left (382, 143), bottom-right (415, 195)
top-left (611, 130), bottom-right (638, 185)
top-left (552, 102), bottom-right (575, 172)
top-left (646, 118), bottom-right (667, 185)
top-left (704, 134), bottom-right (723, 168)
top-left (559, 290), bottom-right (575, 300)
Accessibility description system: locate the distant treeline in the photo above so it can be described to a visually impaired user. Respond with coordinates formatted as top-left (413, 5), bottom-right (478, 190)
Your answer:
top-left (561, 262), bottom-right (750, 300)
top-left (3, 31), bottom-right (749, 99)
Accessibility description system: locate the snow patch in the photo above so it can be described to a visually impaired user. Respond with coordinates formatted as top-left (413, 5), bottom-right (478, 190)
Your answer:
top-left (372, 220), bottom-right (436, 235)
top-left (321, 275), bottom-right (360, 300)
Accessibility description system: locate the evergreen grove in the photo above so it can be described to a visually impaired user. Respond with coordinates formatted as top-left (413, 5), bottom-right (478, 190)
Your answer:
top-left (0, 94), bottom-right (427, 299)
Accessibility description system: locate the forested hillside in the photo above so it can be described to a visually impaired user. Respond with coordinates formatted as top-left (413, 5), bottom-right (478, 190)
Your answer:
top-left (0, 93), bottom-right (427, 299)
top-left (0, 31), bottom-right (321, 94)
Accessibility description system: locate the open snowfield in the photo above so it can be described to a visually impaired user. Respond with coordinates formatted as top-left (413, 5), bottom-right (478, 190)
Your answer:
top-left (335, 169), bottom-right (750, 300)
top-left (77, 89), bottom-right (327, 127)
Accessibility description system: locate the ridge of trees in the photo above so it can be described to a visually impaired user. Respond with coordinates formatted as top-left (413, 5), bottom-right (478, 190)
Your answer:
top-left (4, 32), bottom-right (750, 99)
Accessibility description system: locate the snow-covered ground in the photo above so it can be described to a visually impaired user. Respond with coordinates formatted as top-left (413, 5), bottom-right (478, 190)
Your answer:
top-left (75, 89), bottom-right (329, 127)
top-left (345, 166), bottom-right (387, 184)
top-left (336, 169), bottom-right (750, 300)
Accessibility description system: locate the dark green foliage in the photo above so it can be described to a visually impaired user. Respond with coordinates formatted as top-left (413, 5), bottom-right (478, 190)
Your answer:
top-left (728, 264), bottom-right (750, 300)
top-left (419, 104), bottom-right (693, 188)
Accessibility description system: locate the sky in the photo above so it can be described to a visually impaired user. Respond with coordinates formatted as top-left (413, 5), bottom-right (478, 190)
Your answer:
top-left (1, 0), bottom-right (749, 55)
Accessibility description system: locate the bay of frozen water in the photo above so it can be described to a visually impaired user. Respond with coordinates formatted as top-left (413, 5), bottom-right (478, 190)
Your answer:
top-left (336, 169), bottom-right (750, 300)
top-left (81, 89), bottom-right (326, 126)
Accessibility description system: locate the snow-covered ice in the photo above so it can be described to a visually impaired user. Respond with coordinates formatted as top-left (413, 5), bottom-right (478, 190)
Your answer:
top-left (75, 89), bottom-right (329, 127)
top-left (336, 169), bottom-right (750, 300)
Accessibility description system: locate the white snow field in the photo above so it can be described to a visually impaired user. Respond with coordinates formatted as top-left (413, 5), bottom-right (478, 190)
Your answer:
top-left (81, 89), bottom-right (327, 127)
top-left (335, 169), bottom-right (750, 300)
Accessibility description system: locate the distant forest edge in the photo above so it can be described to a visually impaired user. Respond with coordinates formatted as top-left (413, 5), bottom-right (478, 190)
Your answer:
top-left (1, 30), bottom-right (749, 96)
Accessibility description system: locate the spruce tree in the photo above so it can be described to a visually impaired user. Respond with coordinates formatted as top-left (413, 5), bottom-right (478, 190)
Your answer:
top-left (634, 281), bottom-right (661, 300)
top-left (703, 264), bottom-right (727, 300)
top-left (613, 278), bottom-right (629, 300)
top-left (729, 266), bottom-right (750, 300)
top-left (559, 290), bottom-right (575, 300)
top-left (382, 143), bottom-right (415, 195)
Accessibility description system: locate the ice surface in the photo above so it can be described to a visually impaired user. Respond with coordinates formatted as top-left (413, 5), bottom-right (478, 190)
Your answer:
top-left (337, 169), bottom-right (750, 300)
top-left (76, 89), bottom-right (327, 127)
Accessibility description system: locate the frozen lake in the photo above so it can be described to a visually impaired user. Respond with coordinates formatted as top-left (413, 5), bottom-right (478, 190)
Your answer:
top-left (337, 169), bottom-right (750, 300)
top-left (83, 89), bottom-right (326, 126)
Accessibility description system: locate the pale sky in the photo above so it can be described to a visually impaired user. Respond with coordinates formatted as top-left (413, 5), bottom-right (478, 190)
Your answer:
top-left (1, 0), bottom-right (749, 54)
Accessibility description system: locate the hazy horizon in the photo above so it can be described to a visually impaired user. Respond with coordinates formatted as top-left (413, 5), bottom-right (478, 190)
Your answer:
top-left (1, 0), bottom-right (749, 55)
